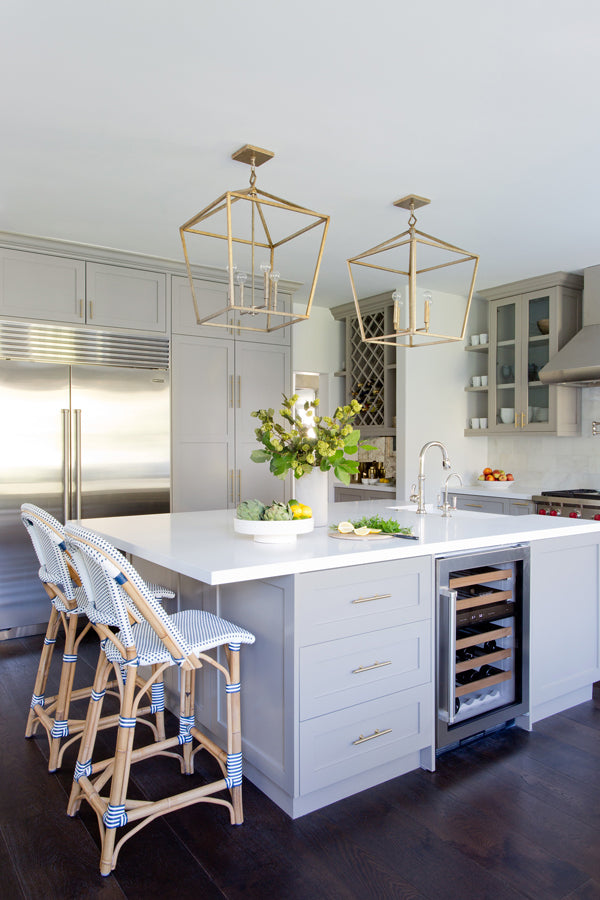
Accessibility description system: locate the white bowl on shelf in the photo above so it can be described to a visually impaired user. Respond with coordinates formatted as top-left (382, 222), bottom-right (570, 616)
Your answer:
top-left (233, 516), bottom-right (314, 543)
top-left (476, 479), bottom-right (516, 490)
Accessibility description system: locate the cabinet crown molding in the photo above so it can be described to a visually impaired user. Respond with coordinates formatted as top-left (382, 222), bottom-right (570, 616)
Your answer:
top-left (477, 271), bottom-right (583, 302)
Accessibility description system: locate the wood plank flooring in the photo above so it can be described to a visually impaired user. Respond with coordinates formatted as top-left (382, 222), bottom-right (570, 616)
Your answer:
top-left (1, 631), bottom-right (599, 900)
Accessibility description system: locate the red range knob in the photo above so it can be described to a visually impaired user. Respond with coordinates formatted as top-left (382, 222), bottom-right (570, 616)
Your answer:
top-left (538, 508), bottom-right (547, 515)
top-left (569, 511), bottom-right (581, 519)
top-left (549, 509), bottom-right (559, 516)
top-left (595, 514), bottom-right (600, 521)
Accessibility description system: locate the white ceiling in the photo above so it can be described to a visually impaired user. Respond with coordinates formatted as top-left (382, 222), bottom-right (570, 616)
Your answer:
top-left (2, 1), bottom-right (600, 307)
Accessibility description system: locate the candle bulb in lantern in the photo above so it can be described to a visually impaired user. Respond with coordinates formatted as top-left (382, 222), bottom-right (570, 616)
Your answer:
top-left (260, 263), bottom-right (271, 307)
top-left (423, 290), bottom-right (432, 332)
top-left (236, 271), bottom-right (247, 307)
top-left (270, 271), bottom-right (280, 310)
top-left (392, 289), bottom-right (403, 332)
top-left (226, 264), bottom-right (238, 304)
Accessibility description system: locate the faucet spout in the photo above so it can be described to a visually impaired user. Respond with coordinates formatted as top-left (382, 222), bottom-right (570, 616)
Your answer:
top-left (416, 441), bottom-right (451, 514)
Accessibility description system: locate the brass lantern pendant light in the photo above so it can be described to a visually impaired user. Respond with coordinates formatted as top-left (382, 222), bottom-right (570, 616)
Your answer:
top-left (347, 195), bottom-right (479, 348)
top-left (180, 144), bottom-right (330, 335)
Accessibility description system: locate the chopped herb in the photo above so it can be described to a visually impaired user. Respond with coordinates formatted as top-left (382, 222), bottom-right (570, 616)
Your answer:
top-left (330, 515), bottom-right (412, 535)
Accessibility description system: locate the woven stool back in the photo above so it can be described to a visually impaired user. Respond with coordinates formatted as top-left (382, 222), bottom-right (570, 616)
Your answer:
top-left (20, 504), bottom-right (79, 611)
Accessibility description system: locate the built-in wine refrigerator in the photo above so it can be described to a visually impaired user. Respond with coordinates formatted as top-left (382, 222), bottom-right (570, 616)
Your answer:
top-left (436, 545), bottom-right (530, 752)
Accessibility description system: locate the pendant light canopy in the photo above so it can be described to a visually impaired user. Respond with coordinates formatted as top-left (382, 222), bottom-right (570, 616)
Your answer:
top-left (180, 144), bottom-right (330, 335)
top-left (347, 195), bottom-right (479, 348)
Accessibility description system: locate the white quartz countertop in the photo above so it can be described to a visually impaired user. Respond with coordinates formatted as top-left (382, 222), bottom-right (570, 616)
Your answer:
top-left (77, 498), bottom-right (600, 586)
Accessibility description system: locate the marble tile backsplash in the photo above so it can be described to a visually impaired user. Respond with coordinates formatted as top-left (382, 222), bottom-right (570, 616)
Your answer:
top-left (358, 436), bottom-right (396, 478)
top-left (487, 386), bottom-right (600, 489)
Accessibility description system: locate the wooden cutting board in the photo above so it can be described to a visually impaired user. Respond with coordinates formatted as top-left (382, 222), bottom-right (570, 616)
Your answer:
top-left (328, 531), bottom-right (410, 541)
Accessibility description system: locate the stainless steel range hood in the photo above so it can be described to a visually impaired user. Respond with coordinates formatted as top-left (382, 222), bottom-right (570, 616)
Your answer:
top-left (539, 265), bottom-right (600, 386)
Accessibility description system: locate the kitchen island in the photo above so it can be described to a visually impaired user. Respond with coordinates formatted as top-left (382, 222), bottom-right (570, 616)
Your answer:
top-left (79, 500), bottom-right (600, 818)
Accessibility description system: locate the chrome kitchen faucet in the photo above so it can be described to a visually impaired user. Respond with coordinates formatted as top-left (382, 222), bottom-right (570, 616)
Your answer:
top-left (412, 441), bottom-right (451, 514)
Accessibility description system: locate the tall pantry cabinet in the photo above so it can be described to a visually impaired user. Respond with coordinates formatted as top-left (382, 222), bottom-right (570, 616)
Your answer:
top-left (171, 276), bottom-right (291, 511)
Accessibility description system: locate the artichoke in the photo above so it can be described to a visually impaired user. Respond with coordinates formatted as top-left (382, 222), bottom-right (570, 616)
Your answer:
top-left (236, 499), bottom-right (266, 521)
top-left (262, 501), bottom-right (293, 521)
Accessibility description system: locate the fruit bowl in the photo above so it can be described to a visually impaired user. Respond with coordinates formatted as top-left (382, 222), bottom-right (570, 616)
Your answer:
top-left (233, 516), bottom-right (314, 543)
top-left (478, 479), bottom-right (516, 489)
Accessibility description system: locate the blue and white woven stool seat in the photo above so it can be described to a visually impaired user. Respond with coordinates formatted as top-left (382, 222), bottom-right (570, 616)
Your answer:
top-left (102, 609), bottom-right (255, 667)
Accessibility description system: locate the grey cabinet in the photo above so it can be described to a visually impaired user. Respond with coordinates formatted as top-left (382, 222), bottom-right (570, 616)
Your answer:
top-left (476, 272), bottom-right (582, 436)
top-left (171, 334), bottom-right (290, 511)
top-left (172, 274), bottom-right (291, 346)
top-left (0, 248), bottom-right (167, 333)
top-left (215, 556), bottom-right (434, 818)
top-left (450, 492), bottom-right (534, 515)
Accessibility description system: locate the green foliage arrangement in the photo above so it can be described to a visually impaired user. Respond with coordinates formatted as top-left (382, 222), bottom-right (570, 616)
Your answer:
top-left (250, 394), bottom-right (374, 484)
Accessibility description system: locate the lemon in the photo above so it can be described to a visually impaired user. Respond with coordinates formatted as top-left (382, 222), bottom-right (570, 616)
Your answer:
top-left (289, 499), bottom-right (312, 520)
top-left (337, 521), bottom-right (355, 534)
top-left (368, 528), bottom-right (382, 534)
top-left (354, 526), bottom-right (371, 536)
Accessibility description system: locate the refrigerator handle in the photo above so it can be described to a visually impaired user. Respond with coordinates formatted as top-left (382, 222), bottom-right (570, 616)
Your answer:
top-left (74, 409), bottom-right (82, 519)
top-left (440, 587), bottom-right (458, 725)
top-left (61, 409), bottom-right (71, 523)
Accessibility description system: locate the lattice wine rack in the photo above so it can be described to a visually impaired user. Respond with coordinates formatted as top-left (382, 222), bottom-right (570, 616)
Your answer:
top-left (349, 311), bottom-right (385, 429)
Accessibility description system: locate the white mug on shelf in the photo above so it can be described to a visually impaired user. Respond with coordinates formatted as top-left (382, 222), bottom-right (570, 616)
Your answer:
top-left (500, 407), bottom-right (515, 424)
top-left (471, 375), bottom-right (481, 387)
top-left (481, 375), bottom-right (488, 386)
top-left (479, 333), bottom-right (488, 345)
top-left (470, 334), bottom-right (480, 346)
top-left (480, 417), bottom-right (488, 429)
top-left (536, 408), bottom-right (549, 422)
top-left (470, 417), bottom-right (480, 429)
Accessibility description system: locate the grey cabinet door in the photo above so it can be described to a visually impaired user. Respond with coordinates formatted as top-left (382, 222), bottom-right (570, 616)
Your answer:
top-left (0, 248), bottom-right (84, 323)
top-left (235, 342), bottom-right (290, 505)
top-left (86, 263), bottom-right (166, 332)
top-left (171, 335), bottom-right (235, 511)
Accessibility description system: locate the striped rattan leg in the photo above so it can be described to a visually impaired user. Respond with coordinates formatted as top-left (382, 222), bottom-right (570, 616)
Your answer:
top-left (150, 665), bottom-right (166, 742)
top-left (25, 604), bottom-right (60, 739)
top-left (179, 666), bottom-right (195, 775)
top-left (67, 652), bottom-right (111, 817)
top-left (99, 663), bottom-right (138, 877)
top-left (47, 611), bottom-right (79, 771)
top-left (225, 643), bottom-right (244, 824)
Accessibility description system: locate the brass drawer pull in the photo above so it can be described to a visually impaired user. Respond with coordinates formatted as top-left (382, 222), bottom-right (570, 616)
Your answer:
top-left (465, 503), bottom-right (483, 509)
top-left (352, 660), bottom-right (391, 674)
top-left (352, 592), bottom-right (392, 604)
top-left (352, 727), bottom-right (392, 746)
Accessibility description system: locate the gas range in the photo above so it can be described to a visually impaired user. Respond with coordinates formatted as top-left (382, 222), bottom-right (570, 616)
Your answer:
top-left (532, 489), bottom-right (600, 520)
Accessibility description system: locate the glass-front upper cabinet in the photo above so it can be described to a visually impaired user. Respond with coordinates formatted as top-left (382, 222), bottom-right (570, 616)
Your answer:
top-left (485, 273), bottom-right (583, 436)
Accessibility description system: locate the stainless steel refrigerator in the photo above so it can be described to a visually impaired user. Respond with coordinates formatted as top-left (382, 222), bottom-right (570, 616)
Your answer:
top-left (0, 320), bottom-right (170, 637)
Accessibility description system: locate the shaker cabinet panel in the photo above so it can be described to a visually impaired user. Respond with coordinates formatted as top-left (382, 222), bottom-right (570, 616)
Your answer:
top-left (0, 248), bottom-right (84, 323)
top-left (85, 263), bottom-right (166, 332)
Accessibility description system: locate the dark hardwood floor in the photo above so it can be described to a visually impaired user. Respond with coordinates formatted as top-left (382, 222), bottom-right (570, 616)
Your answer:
top-left (1, 630), bottom-right (599, 900)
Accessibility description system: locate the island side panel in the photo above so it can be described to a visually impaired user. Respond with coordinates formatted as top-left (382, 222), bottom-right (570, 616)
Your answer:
top-left (525, 532), bottom-right (600, 726)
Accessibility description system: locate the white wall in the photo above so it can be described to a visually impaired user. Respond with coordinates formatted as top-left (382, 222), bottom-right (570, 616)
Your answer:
top-left (397, 291), bottom-right (489, 503)
top-left (292, 303), bottom-right (345, 410)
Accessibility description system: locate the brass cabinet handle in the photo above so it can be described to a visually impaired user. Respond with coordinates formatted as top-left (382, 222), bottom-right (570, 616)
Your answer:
top-left (229, 469), bottom-right (235, 504)
top-left (79, 299), bottom-right (84, 318)
top-left (352, 660), bottom-right (392, 675)
top-left (88, 300), bottom-right (93, 320)
top-left (237, 469), bottom-right (241, 505)
top-left (229, 375), bottom-right (235, 408)
top-left (465, 503), bottom-right (483, 509)
top-left (351, 592), bottom-right (392, 605)
top-left (237, 375), bottom-right (241, 408)
top-left (521, 411), bottom-right (525, 428)
top-left (514, 413), bottom-right (518, 428)
top-left (352, 728), bottom-right (392, 746)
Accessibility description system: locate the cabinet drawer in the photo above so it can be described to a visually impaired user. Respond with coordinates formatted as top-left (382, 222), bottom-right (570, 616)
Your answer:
top-left (300, 621), bottom-right (431, 720)
top-left (295, 558), bottom-right (431, 644)
top-left (299, 684), bottom-right (432, 795)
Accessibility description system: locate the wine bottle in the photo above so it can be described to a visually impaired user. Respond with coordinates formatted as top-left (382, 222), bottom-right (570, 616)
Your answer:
top-left (483, 639), bottom-right (498, 653)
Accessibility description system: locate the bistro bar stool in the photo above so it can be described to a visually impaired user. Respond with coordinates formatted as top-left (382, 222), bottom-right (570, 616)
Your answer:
top-left (64, 522), bottom-right (255, 877)
top-left (21, 503), bottom-right (174, 771)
